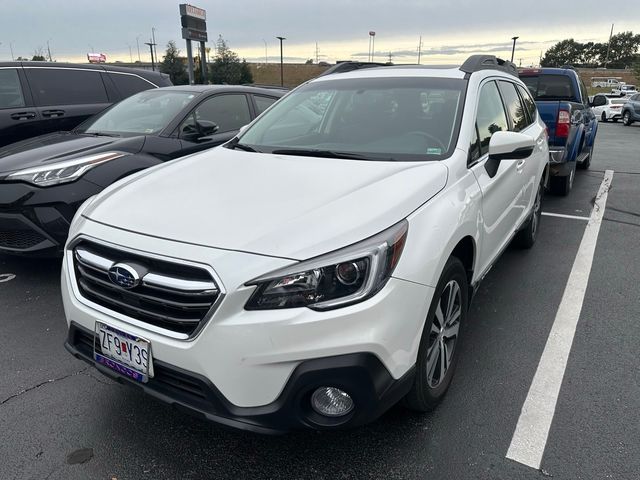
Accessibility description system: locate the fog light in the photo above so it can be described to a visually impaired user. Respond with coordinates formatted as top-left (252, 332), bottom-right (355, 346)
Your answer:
top-left (311, 387), bottom-right (354, 417)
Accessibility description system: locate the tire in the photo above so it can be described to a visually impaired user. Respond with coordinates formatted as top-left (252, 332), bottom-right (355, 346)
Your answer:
top-left (403, 257), bottom-right (468, 412)
top-left (515, 181), bottom-right (543, 249)
top-left (578, 143), bottom-right (593, 170)
top-left (601, 112), bottom-right (608, 122)
top-left (550, 163), bottom-right (575, 196)
top-left (623, 111), bottom-right (633, 126)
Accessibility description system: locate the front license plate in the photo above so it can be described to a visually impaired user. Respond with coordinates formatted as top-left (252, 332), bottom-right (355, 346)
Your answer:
top-left (94, 322), bottom-right (153, 383)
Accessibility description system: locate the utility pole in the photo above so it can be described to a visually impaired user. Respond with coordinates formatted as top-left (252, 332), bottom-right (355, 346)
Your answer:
top-left (46, 39), bottom-right (52, 62)
top-left (511, 36), bottom-right (519, 63)
top-left (388, 51), bottom-right (393, 64)
top-left (136, 35), bottom-right (141, 62)
top-left (604, 23), bottom-right (614, 69)
top-left (263, 39), bottom-right (267, 64)
top-left (9, 42), bottom-right (15, 61)
top-left (145, 41), bottom-right (156, 70)
top-left (315, 42), bottom-right (319, 64)
top-left (276, 36), bottom-right (286, 86)
top-left (417, 35), bottom-right (423, 64)
top-left (152, 28), bottom-right (158, 67)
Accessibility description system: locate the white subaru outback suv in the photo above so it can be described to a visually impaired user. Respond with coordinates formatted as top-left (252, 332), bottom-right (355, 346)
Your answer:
top-left (62, 55), bottom-right (549, 433)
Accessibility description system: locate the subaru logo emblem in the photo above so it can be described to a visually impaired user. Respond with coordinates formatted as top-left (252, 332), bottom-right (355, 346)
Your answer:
top-left (108, 263), bottom-right (140, 289)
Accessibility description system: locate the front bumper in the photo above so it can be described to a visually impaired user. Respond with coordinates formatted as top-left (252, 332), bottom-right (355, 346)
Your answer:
top-left (65, 322), bottom-right (415, 434)
top-left (0, 179), bottom-right (102, 255)
top-left (61, 221), bottom-right (433, 431)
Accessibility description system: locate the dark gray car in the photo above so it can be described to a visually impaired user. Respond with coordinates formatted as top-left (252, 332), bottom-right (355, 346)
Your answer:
top-left (0, 62), bottom-right (172, 147)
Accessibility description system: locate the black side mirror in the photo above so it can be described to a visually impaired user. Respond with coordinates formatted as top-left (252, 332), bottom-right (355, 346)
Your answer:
top-left (182, 120), bottom-right (219, 142)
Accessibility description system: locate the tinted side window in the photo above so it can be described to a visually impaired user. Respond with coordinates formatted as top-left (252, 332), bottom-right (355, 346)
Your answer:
top-left (254, 95), bottom-right (278, 115)
top-left (499, 81), bottom-right (528, 132)
top-left (187, 94), bottom-right (251, 133)
top-left (0, 69), bottom-right (25, 109)
top-left (26, 68), bottom-right (108, 106)
top-left (476, 81), bottom-right (509, 157)
top-left (517, 84), bottom-right (537, 123)
top-left (109, 73), bottom-right (155, 98)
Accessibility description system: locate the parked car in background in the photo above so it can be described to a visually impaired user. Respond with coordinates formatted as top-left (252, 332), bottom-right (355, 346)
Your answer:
top-left (591, 94), bottom-right (627, 122)
top-left (0, 85), bottom-right (285, 256)
top-left (61, 55), bottom-right (549, 433)
top-left (519, 67), bottom-right (597, 195)
top-left (0, 62), bottom-right (172, 147)
top-left (611, 84), bottom-right (637, 97)
top-left (590, 77), bottom-right (622, 88)
top-left (621, 93), bottom-right (640, 126)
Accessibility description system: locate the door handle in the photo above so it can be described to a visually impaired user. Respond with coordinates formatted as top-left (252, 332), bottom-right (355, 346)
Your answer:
top-left (42, 109), bottom-right (65, 118)
top-left (10, 112), bottom-right (36, 120)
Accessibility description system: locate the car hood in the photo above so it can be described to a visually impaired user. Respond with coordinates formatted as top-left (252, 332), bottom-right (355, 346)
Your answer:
top-left (84, 149), bottom-right (449, 260)
top-left (0, 132), bottom-right (145, 175)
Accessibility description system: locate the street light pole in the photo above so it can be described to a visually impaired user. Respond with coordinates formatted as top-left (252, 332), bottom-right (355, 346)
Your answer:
top-left (276, 36), bottom-right (286, 86)
top-left (511, 36), bottom-right (519, 63)
top-left (263, 39), bottom-right (268, 64)
top-left (144, 41), bottom-right (156, 70)
top-left (136, 35), bottom-right (141, 62)
top-left (369, 31), bottom-right (376, 62)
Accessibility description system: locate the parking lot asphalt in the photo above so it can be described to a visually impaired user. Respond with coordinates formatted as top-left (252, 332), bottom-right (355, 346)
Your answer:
top-left (1, 122), bottom-right (638, 480)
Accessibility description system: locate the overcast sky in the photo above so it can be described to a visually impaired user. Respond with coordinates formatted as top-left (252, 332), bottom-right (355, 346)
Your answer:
top-left (1, 0), bottom-right (638, 66)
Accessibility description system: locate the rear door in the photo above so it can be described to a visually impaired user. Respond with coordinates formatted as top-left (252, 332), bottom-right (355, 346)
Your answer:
top-left (24, 66), bottom-right (111, 135)
top-left (591, 94), bottom-right (607, 117)
top-left (0, 66), bottom-right (41, 147)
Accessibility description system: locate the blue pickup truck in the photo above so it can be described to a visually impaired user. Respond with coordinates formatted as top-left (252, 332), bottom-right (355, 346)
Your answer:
top-left (519, 68), bottom-right (598, 196)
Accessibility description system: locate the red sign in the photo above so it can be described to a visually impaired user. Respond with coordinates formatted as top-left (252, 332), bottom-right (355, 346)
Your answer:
top-left (180, 3), bottom-right (206, 20)
top-left (87, 53), bottom-right (107, 63)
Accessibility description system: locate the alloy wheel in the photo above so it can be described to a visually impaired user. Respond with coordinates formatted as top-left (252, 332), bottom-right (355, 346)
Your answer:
top-left (426, 280), bottom-right (462, 388)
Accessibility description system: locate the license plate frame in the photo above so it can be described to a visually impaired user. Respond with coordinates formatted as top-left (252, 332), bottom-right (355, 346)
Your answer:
top-left (94, 322), bottom-right (154, 383)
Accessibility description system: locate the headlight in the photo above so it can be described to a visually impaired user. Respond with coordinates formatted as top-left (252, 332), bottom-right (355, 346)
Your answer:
top-left (6, 151), bottom-right (127, 187)
top-left (245, 220), bottom-right (408, 311)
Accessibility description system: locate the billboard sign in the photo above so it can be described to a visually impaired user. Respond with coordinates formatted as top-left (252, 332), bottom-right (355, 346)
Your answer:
top-left (180, 4), bottom-right (206, 20)
top-left (87, 53), bottom-right (107, 63)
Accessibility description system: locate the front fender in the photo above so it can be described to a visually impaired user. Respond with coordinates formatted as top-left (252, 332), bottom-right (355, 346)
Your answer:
top-left (393, 172), bottom-right (482, 288)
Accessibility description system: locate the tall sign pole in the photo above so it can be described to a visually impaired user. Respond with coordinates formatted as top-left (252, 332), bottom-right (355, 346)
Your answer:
top-left (180, 4), bottom-right (208, 84)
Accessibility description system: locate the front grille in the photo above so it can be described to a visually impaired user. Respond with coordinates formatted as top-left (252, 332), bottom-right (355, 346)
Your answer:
top-left (0, 229), bottom-right (47, 250)
top-left (72, 241), bottom-right (220, 337)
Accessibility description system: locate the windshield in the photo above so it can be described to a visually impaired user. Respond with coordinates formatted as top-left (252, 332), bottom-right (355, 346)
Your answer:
top-left (521, 75), bottom-right (576, 100)
top-left (235, 77), bottom-right (466, 161)
top-left (82, 90), bottom-right (196, 136)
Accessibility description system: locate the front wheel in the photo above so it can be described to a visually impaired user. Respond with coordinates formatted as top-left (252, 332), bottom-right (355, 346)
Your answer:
top-left (404, 257), bottom-right (468, 412)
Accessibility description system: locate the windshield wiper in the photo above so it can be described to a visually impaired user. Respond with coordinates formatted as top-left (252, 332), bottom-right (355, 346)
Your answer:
top-left (271, 148), bottom-right (388, 161)
top-left (229, 142), bottom-right (260, 153)
top-left (85, 131), bottom-right (120, 137)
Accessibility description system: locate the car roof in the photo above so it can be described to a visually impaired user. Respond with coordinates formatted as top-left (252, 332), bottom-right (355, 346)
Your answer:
top-left (0, 61), bottom-right (168, 82)
top-left (149, 84), bottom-right (288, 96)
top-left (312, 65), bottom-right (468, 82)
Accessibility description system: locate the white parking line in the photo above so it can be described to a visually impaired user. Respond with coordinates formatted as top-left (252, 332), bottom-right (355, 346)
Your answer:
top-left (0, 273), bottom-right (16, 283)
top-left (506, 169), bottom-right (614, 470)
top-left (542, 212), bottom-right (590, 221)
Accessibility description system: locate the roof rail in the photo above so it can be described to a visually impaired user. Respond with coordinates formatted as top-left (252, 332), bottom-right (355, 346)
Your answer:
top-left (317, 61), bottom-right (390, 77)
top-left (241, 83), bottom-right (289, 90)
top-left (459, 55), bottom-right (518, 77)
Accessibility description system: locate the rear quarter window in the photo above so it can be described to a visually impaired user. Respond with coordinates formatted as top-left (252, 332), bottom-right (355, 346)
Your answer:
top-left (0, 69), bottom-right (25, 108)
top-left (109, 73), bottom-right (156, 98)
